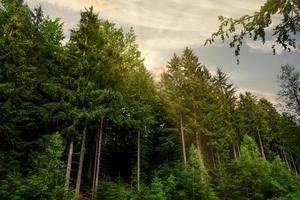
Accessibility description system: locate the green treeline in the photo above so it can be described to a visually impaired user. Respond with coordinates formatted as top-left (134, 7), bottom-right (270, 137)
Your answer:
top-left (0, 1), bottom-right (300, 200)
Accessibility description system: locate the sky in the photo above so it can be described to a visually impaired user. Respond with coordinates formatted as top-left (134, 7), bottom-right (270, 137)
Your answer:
top-left (25, 0), bottom-right (300, 104)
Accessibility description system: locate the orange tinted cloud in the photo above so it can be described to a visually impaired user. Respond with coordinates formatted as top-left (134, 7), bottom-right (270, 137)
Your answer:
top-left (40, 0), bottom-right (112, 11)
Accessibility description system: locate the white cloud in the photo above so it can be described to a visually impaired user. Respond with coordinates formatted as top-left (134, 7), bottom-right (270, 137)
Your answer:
top-left (246, 40), bottom-right (285, 54)
top-left (26, 0), bottom-right (291, 104)
top-left (30, 0), bottom-right (262, 42)
top-left (27, 0), bottom-right (264, 69)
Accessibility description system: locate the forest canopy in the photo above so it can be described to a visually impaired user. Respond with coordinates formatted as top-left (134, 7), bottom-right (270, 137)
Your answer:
top-left (0, 1), bottom-right (300, 200)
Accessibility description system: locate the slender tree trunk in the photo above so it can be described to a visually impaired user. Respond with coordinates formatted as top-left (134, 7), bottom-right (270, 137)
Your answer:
top-left (192, 171), bottom-right (195, 200)
top-left (8, 28), bottom-right (13, 39)
top-left (94, 117), bottom-right (104, 198)
top-left (180, 113), bottom-right (187, 166)
top-left (211, 149), bottom-right (216, 169)
top-left (87, 152), bottom-right (93, 180)
top-left (137, 129), bottom-right (141, 191)
top-left (233, 144), bottom-right (237, 160)
top-left (92, 128), bottom-right (100, 199)
top-left (257, 130), bottom-right (266, 160)
top-left (65, 137), bottom-right (74, 189)
top-left (236, 143), bottom-right (241, 157)
top-left (75, 127), bottom-right (87, 196)
top-left (280, 150), bottom-right (285, 164)
top-left (217, 151), bottom-right (221, 166)
top-left (196, 134), bottom-right (202, 159)
top-left (290, 155), bottom-right (298, 175)
top-left (282, 150), bottom-right (291, 170)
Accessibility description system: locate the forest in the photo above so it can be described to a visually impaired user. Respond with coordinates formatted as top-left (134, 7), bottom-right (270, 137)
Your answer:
top-left (0, 0), bottom-right (300, 200)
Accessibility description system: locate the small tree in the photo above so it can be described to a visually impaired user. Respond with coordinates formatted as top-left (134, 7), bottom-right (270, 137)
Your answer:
top-left (278, 65), bottom-right (300, 117)
top-left (149, 177), bottom-right (167, 200)
top-left (186, 145), bottom-right (217, 200)
top-left (0, 133), bottom-right (75, 200)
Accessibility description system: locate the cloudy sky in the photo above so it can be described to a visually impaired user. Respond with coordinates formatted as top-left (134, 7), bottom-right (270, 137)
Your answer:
top-left (25, 0), bottom-right (300, 104)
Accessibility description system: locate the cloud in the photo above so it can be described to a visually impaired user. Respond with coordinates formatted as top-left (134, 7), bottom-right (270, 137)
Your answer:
top-left (246, 40), bottom-right (285, 54)
top-left (149, 66), bottom-right (165, 82)
top-left (26, 0), bottom-right (295, 106)
top-left (96, 0), bottom-right (262, 69)
top-left (237, 88), bottom-right (278, 104)
top-left (38, 0), bottom-right (112, 11)
top-left (27, 0), bottom-right (264, 67)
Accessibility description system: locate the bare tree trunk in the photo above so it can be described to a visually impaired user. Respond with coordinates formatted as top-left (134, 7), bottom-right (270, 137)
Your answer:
top-left (8, 28), bottom-right (13, 39)
top-left (65, 137), bottom-right (74, 189)
top-left (233, 144), bottom-right (237, 160)
top-left (137, 129), bottom-right (141, 191)
top-left (290, 155), bottom-right (298, 175)
top-left (280, 150), bottom-right (285, 164)
top-left (75, 127), bottom-right (87, 196)
top-left (94, 117), bottom-right (104, 198)
top-left (282, 150), bottom-right (291, 170)
top-left (196, 134), bottom-right (202, 159)
top-left (257, 130), bottom-right (266, 160)
top-left (87, 152), bottom-right (93, 180)
top-left (236, 143), bottom-right (241, 157)
top-left (217, 151), bottom-right (221, 166)
top-left (92, 128), bottom-right (100, 199)
top-left (180, 113), bottom-right (187, 166)
top-left (211, 149), bottom-right (216, 169)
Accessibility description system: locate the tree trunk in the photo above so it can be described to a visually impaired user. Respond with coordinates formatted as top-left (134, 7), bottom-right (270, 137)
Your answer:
top-left (236, 143), bottom-right (241, 157)
top-left (290, 155), bottom-right (298, 175)
top-left (75, 127), bottom-right (87, 196)
top-left (92, 127), bottom-right (100, 199)
top-left (257, 130), bottom-right (266, 160)
top-left (87, 151), bottom-right (93, 180)
top-left (137, 129), bottom-right (141, 191)
top-left (65, 137), bottom-right (74, 189)
top-left (93, 117), bottom-right (104, 198)
top-left (180, 113), bottom-right (187, 166)
top-left (282, 150), bottom-right (291, 170)
top-left (217, 151), bottom-right (221, 166)
top-left (196, 134), bottom-right (202, 159)
top-left (233, 144), bottom-right (237, 160)
top-left (211, 149), bottom-right (216, 169)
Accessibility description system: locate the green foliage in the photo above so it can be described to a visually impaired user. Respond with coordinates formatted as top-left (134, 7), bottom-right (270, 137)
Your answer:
top-left (186, 145), bottom-right (217, 200)
top-left (24, 133), bottom-right (67, 199)
top-left (1, 1), bottom-right (300, 200)
top-left (161, 48), bottom-right (238, 165)
top-left (271, 191), bottom-right (300, 200)
top-left (97, 180), bottom-right (136, 200)
top-left (148, 177), bottom-right (167, 200)
top-left (215, 135), bottom-right (300, 200)
top-left (0, 133), bottom-right (75, 200)
top-left (240, 135), bottom-right (261, 159)
top-left (150, 146), bottom-right (217, 200)
top-left (206, 0), bottom-right (300, 62)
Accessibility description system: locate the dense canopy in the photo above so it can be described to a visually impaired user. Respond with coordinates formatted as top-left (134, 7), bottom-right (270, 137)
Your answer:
top-left (0, 1), bottom-right (300, 200)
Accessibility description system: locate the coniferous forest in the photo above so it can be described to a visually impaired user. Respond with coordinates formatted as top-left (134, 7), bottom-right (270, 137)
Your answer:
top-left (1, 1), bottom-right (300, 200)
